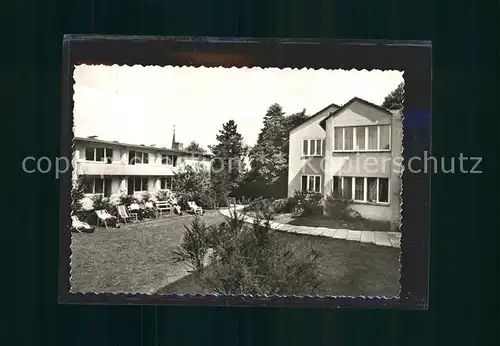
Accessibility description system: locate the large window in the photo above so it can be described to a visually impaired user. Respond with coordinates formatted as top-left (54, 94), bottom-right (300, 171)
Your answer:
top-left (333, 125), bottom-right (391, 151)
top-left (85, 147), bottom-right (113, 163)
top-left (129, 151), bottom-right (149, 165)
top-left (82, 176), bottom-right (112, 197)
top-left (161, 154), bottom-right (178, 167)
top-left (332, 176), bottom-right (389, 204)
top-left (301, 175), bottom-right (321, 193)
top-left (302, 139), bottom-right (323, 157)
top-left (160, 176), bottom-right (173, 190)
top-left (128, 176), bottom-right (149, 193)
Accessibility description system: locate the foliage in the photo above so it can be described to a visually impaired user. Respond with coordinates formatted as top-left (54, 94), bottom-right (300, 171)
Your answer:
top-left (91, 194), bottom-right (117, 217)
top-left (209, 120), bottom-right (248, 205)
top-left (244, 106), bottom-right (309, 199)
top-left (324, 194), bottom-right (361, 220)
top-left (173, 163), bottom-right (216, 209)
top-left (173, 205), bottom-right (323, 295)
top-left (119, 194), bottom-right (137, 206)
top-left (71, 176), bottom-right (85, 216)
top-left (155, 190), bottom-right (171, 201)
top-left (185, 141), bottom-right (206, 153)
top-left (243, 198), bottom-right (276, 220)
top-left (292, 190), bottom-right (324, 217)
top-left (381, 82), bottom-right (404, 110)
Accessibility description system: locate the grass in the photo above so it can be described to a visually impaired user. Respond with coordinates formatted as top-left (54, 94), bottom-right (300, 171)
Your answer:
top-left (274, 213), bottom-right (391, 232)
top-left (159, 228), bottom-right (400, 297)
top-left (70, 210), bottom-right (227, 294)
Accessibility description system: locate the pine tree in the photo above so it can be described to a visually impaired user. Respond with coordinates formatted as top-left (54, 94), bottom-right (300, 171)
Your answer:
top-left (247, 104), bottom-right (307, 198)
top-left (210, 120), bottom-right (248, 203)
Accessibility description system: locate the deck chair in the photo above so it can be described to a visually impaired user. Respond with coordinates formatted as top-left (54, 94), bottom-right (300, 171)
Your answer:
top-left (187, 201), bottom-right (203, 215)
top-left (95, 210), bottom-right (116, 228)
top-left (71, 216), bottom-right (95, 233)
top-left (116, 205), bottom-right (137, 223)
top-left (155, 201), bottom-right (173, 217)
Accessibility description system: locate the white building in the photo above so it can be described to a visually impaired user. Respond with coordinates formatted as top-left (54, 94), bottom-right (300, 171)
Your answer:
top-left (72, 136), bottom-right (213, 197)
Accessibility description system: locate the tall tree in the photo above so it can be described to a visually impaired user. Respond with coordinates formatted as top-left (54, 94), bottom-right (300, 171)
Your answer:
top-left (185, 141), bottom-right (205, 153)
top-left (381, 82), bottom-right (405, 110)
top-left (246, 104), bottom-right (308, 198)
top-left (209, 120), bottom-right (248, 204)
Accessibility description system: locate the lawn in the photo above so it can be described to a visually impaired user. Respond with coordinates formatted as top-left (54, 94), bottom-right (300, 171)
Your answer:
top-left (274, 213), bottom-right (391, 232)
top-left (158, 230), bottom-right (401, 297)
top-left (70, 210), bottom-right (227, 294)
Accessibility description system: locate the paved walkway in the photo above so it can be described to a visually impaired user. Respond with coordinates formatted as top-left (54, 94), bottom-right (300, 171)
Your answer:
top-left (219, 206), bottom-right (401, 248)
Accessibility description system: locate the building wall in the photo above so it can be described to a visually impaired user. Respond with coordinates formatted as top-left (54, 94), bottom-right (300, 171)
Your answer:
top-left (73, 139), bottom-right (213, 198)
top-left (321, 101), bottom-right (402, 224)
top-left (287, 104), bottom-right (339, 197)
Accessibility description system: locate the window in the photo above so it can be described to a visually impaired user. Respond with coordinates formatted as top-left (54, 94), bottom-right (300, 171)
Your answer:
top-left (129, 151), bottom-right (149, 165)
top-left (354, 177), bottom-right (364, 201)
top-left (356, 127), bottom-right (366, 150)
top-left (128, 176), bottom-right (149, 193)
top-left (333, 176), bottom-right (341, 197)
top-left (82, 176), bottom-right (111, 197)
top-left (85, 147), bottom-right (113, 163)
top-left (344, 127), bottom-right (354, 150)
top-left (368, 126), bottom-right (378, 150)
top-left (378, 178), bottom-right (389, 202)
top-left (333, 125), bottom-right (391, 151)
top-left (379, 125), bottom-right (390, 150)
top-left (334, 128), bottom-right (343, 150)
top-left (161, 154), bottom-right (178, 167)
top-left (333, 176), bottom-right (389, 204)
top-left (160, 176), bottom-right (173, 190)
top-left (302, 139), bottom-right (323, 156)
top-left (342, 176), bottom-right (352, 199)
top-left (301, 175), bottom-right (321, 192)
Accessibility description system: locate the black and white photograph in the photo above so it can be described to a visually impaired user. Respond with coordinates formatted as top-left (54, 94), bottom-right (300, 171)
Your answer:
top-left (69, 64), bottom-right (405, 298)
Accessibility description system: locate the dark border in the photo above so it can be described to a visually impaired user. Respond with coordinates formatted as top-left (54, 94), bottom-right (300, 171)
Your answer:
top-left (59, 35), bottom-right (431, 309)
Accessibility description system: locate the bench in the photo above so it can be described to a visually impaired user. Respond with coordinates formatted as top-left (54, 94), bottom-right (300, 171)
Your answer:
top-left (156, 201), bottom-right (173, 217)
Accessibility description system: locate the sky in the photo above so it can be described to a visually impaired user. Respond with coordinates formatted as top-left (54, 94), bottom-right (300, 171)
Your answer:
top-left (73, 65), bottom-right (403, 149)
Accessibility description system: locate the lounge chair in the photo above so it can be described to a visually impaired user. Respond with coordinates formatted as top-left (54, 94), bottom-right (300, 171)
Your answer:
top-left (95, 210), bottom-right (117, 228)
top-left (116, 205), bottom-right (138, 224)
top-left (155, 201), bottom-right (173, 217)
top-left (187, 201), bottom-right (203, 215)
top-left (71, 216), bottom-right (95, 233)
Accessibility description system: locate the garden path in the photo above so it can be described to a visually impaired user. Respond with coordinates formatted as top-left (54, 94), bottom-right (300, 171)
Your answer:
top-left (219, 206), bottom-right (401, 248)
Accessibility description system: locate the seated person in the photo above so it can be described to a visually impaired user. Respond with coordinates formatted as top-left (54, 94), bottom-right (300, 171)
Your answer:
top-left (100, 210), bottom-right (120, 228)
top-left (71, 216), bottom-right (95, 233)
top-left (170, 194), bottom-right (183, 215)
top-left (144, 200), bottom-right (156, 218)
top-left (128, 201), bottom-right (144, 220)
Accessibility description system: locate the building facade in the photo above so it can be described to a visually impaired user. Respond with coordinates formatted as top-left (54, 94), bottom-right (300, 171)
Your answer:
top-left (288, 97), bottom-right (402, 228)
top-left (72, 136), bottom-right (213, 197)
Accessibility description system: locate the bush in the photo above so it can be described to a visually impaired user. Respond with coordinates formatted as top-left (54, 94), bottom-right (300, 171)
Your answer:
top-left (119, 195), bottom-right (137, 206)
top-left (173, 208), bottom-right (323, 296)
top-left (92, 194), bottom-right (117, 217)
top-left (292, 190), bottom-right (324, 217)
top-left (174, 164), bottom-right (217, 209)
top-left (324, 194), bottom-right (362, 220)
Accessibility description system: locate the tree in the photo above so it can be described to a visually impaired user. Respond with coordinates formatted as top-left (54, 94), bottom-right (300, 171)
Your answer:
top-left (209, 120), bottom-right (248, 204)
top-left (173, 163), bottom-right (215, 209)
top-left (381, 82), bottom-right (404, 110)
top-left (246, 105), bottom-right (308, 198)
top-left (185, 141), bottom-right (206, 153)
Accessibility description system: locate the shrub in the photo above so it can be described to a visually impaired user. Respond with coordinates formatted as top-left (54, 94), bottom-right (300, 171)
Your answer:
top-left (292, 190), bottom-right (324, 216)
top-left (324, 194), bottom-right (362, 220)
top-left (173, 207), bottom-right (323, 296)
top-left (119, 194), bottom-right (137, 206)
top-left (92, 194), bottom-right (117, 217)
top-left (174, 164), bottom-right (217, 209)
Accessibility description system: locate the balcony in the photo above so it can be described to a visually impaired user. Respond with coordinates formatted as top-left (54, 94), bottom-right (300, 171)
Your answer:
top-left (76, 160), bottom-right (176, 176)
